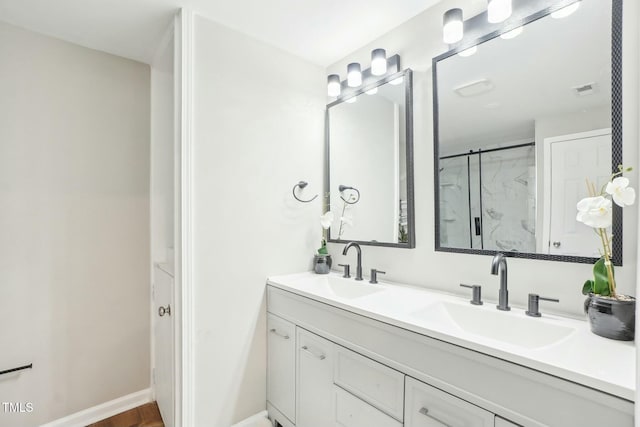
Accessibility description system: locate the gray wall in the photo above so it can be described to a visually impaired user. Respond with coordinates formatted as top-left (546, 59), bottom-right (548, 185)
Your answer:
top-left (0, 22), bottom-right (151, 427)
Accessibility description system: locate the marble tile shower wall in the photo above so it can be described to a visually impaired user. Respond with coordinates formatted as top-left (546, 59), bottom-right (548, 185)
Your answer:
top-left (439, 146), bottom-right (536, 252)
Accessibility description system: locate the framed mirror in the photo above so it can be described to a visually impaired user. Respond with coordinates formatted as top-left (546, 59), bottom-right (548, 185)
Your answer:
top-left (433, 0), bottom-right (623, 264)
top-left (326, 68), bottom-right (415, 248)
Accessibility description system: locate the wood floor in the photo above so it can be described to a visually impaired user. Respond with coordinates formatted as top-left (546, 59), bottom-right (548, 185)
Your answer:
top-left (87, 402), bottom-right (164, 427)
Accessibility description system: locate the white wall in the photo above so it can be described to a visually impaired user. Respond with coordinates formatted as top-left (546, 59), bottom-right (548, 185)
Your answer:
top-left (191, 14), bottom-right (325, 426)
top-left (326, 0), bottom-right (639, 318)
top-left (636, 0), bottom-right (640, 418)
top-left (0, 22), bottom-right (151, 427)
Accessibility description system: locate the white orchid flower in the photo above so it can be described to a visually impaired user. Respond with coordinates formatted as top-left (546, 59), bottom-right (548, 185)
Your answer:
top-left (576, 196), bottom-right (612, 229)
top-left (320, 211), bottom-right (334, 229)
top-left (340, 215), bottom-right (353, 227)
top-left (605, 176), bottom-right (636, 207)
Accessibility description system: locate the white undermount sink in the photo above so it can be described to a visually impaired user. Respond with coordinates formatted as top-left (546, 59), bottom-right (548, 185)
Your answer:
top-left (412, 301), bottom-right (576, 349)
top-left (325, 277), bottom-right (384, 299)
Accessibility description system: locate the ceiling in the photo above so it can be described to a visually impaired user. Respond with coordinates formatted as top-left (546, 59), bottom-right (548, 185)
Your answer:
top-left (0, 0), bottom-right (444, 66)
top-left (437, 0), bottom-right (611, 153)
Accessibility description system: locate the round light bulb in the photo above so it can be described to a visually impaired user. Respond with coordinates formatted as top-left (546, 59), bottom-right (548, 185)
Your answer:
top-left (551, 2), bottom-right (580, 19)
top-left (371, 49), bottom-right (387, 76)
top-left (443, 9), bottom-right (464, 44)
top-left (345, 96), bottom-right (357, 104)
top-left (365, 87), bottom-right (378, 95)
top-left (327, 74), bottom-right (341, 97)
top-left (390, 76), bottom-right (404, 86)
top-left (500, 26), bottom-right (523, 40)
top-left (487, 0), bottom-right (512, 24)
top-left (347, 63), bottom-right (362, 87)
top-left (458, 46), bottom-right (477, 57)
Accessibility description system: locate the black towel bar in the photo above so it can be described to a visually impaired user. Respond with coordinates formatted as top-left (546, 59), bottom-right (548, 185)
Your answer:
top-left (0, 363), bottom-right (32, 376)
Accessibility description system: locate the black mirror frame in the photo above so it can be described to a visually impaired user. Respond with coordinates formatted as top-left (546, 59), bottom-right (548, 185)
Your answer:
top-left (433, 0), bottom-right (623, 265)
top-left (325, 68), bottom-right (416, 248)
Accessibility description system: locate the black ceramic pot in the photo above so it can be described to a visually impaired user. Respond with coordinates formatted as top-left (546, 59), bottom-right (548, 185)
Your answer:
top-left (313, 254), bottom-right (332, 274)
top-left (584, 294), bottom-right (635, 341)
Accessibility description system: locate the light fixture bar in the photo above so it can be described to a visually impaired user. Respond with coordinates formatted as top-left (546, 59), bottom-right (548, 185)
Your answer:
top-left (443, 8), bottom-right (464, 44)
top-left (551, 1), bottom-right (581, 19)
top-left (371, 49), bottom-right (387, 76)
top-left (327, 74), bottom-right (341, 97)
top-left (487, 0), bottom-right (512, 24)
top-left (327, 54), bottom-right (402, 102)
top-left (347, 63), bottom-right (362, 87)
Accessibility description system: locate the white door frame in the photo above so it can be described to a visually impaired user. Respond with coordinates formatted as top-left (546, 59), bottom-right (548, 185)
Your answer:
top-left (149, 17), bottom-right (178, 426)
top-left (541, 127), bottom-right (611, 255)
top-left (176, 8), bottom-right (195, 427)
top-left (149, 9), bottom-right (195, 427)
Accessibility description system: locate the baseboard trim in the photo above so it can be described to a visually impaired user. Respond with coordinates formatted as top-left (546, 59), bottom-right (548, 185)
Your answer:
top-left (40, 388), bottom-right (152, 427)
top-left (232, 410), bottom-right (269, 427)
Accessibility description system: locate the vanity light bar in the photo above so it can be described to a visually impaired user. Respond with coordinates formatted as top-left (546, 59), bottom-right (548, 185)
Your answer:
top-left (487, 0), bottom-right (512, 24)
top-left (551, 1), bottom-right (581, 19)
top-left (371, 49), bottom-right (387, 76)
top-left (347, 63), bottom-right (362, 87)
top-left (327, 74), bottom-right (341, 97)
top-left (443, 8), bottom-right (464, 44)
top-left (443, 0), bottom-right (518, 45)
top-left (326, 54), bottom-right (401, 101)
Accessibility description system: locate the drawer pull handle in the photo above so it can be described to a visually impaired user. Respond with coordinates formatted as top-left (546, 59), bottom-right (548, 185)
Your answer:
top-left (419, 407), bottom-right (451, 427)
top-left (301, 345), bottom-right (326, 360)
top-left (269, 328), bottom-right (290, 340)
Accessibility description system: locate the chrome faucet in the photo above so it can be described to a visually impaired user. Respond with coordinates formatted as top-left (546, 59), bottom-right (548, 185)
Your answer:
top-left (491, 253), bottom-right (510, 311)
top-left (342, 242), bottom-right (363, 281)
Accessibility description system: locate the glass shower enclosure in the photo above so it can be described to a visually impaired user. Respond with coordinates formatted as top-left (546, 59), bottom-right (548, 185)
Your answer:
top-left (439, 143), bottom-right (536, 252)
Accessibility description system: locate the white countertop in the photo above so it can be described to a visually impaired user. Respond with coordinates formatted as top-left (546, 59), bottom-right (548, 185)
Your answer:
top-left (267, 271), bottom-right (636, 401)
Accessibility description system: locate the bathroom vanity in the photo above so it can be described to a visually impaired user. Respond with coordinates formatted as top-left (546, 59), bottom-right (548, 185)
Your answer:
top-left (265, 272), bottom-right (634, 427)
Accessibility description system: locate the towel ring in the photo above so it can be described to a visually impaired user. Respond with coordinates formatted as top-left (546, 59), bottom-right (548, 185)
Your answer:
top-left (339, 185), bottom-right (360, 204)
top-left (292, 181), bottom-right (318, 203)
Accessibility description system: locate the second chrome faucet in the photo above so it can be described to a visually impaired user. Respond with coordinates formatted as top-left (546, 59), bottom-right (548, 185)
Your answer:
top-left (491, 253), bottom-right (510, 311)
top-left (342, 242), bottom-right (363, 281)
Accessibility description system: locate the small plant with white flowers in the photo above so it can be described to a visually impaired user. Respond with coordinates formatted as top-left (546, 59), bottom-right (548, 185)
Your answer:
top-left (577, 165), bottom-right (635, 298)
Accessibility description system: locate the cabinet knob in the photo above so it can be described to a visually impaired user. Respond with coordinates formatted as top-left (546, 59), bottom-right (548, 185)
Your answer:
top-left (553, 241), bottom-right (561, 248)
top-left (158, 305), bottom-right (171, 317)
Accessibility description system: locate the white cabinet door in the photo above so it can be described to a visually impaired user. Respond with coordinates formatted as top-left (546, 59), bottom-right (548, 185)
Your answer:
top-left (267, 314), bottom-right (296, 424)
top-left (154, 265), bottom-right (174, 427)
top-left (405, 377), bottom-right (494, 427)
top-left (297, 328), bottom-right (334, 427)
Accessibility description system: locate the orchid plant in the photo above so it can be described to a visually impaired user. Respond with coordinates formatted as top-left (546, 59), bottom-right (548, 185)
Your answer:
top-left (317, 196), bottom-right (355, 255)
top-left (318, 211), bottom-right (334, 255)
top-left (577, 165), bottom-right (635, 298)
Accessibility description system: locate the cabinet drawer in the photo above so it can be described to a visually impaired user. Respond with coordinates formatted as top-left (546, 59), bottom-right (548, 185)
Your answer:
top-left (334, 345), bottom-right (405, 421)
top-left (335, 386), bottom-right (403, 427)
top-left (405, 377), bottom-right (493, 427)
top-left (267, 314), bottom-right (296, 423)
